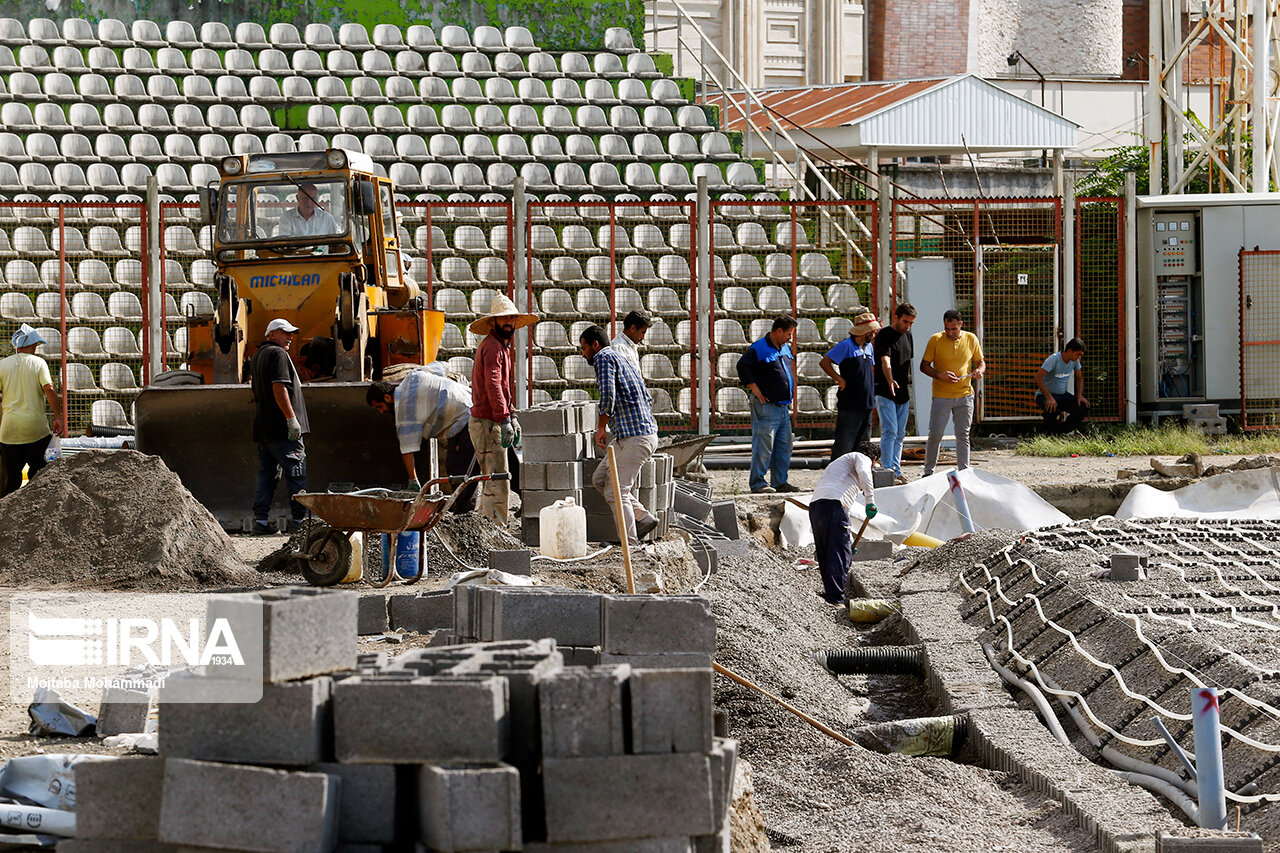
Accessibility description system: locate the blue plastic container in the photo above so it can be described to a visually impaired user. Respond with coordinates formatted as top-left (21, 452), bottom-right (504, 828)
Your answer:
top-left (381, 532), bottom-right (422, 580)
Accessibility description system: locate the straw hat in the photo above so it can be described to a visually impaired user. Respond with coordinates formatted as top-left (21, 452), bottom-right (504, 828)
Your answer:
top-left (468, 293), bottom-right (539, 336)
top-left (851, 311), bottom-right (881, 337)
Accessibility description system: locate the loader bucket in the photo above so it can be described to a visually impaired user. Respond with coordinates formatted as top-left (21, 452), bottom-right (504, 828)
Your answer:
top-left (135, 383), bottom-right (408, 531)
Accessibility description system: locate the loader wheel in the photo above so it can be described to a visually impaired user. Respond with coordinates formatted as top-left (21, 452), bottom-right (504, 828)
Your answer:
top-left (296, 527), bottom-right (353, 587)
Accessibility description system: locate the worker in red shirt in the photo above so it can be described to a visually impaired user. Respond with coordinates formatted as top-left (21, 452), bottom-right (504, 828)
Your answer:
top-left (468, 293), bottom-right (537, 523)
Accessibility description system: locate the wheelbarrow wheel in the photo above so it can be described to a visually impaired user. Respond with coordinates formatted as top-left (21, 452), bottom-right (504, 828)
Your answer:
top-left (296, 527), bottom-right (353, 587)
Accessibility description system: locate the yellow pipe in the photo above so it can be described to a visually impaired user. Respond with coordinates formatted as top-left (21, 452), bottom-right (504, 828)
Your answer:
top-left (903, 531), bottom-right (944, 548)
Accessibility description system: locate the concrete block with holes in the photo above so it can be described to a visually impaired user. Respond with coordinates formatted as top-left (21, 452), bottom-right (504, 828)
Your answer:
top-left (539, 664), bottom-right (631, 758)
top-left (206, 586), bottom-right (357, 683)
top-left (418, 762), bottom-right (522, 852)
top-left (357, 593), bottom-right (388, 635)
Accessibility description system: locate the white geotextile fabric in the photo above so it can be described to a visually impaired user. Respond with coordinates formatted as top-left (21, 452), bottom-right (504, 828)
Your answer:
top-left (779, 467), bottom-right (1070, 546)
top-left (1116, 467), bottom-right (1280, 520)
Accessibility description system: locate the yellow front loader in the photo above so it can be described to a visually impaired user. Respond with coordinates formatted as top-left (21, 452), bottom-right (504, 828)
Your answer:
top-left (136, 149), bottom-right (445, 530)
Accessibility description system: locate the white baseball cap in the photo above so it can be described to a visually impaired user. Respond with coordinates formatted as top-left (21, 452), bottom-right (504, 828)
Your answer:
top-left (266, 318), bottom-right (300, 334)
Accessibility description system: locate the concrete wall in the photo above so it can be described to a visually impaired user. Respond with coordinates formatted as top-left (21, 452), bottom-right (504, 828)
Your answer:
top-left (975, 0), bottom-right (1123, 77)
top-left (33, 0), bottom-right (644, 52)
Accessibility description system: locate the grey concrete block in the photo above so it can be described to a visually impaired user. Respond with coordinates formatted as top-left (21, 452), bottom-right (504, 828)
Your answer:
top-left (390, 590), bottom-right (454, 633)
top-left (453, 585), bottom-right (479, 641)
top-left (546, 460), bottom-right (584, 490)
top-left (673, 487), bottom-right (712, 521)
top-left (577, 401), bottom-right (598, 431)
top-left (586, 512), bottom-right (619, 544)
top-left (518, 405), bottom-right (574, 435)
top-left (708, 738), bottom-right (738, 825)
top-left (581, 485), bottom-right (610, 514)
top-left (638, 458), bottom-right (656, 487)
top-left (489, 549), bottom-right (532, 575)
top-left (74, 757), bottom-right (164, 841)
top-left (653, 453), bottom-right (673, 482)
top-left (523, 433), bottom-right (584, 462)
top-left (629, 668), bottom-right (713, 754)
top-left (524, 488), bottom-right (582, 516)
top-left (418, 762), bottom-right (521, 852)
top-left (539, 665), bottom-right (630, 757)
top-left (601, 595), bottom-right (716, 655)
top-left (1110, 553), bottom-right (1144, 581)
top-left (522, 516), bottom-right (541, 547)
top-left (158, 759), bottom-right (338, 853)
top-left (524, 842), bottom-right (691, 853)
top-left (1157, 831), bottom-right (1263, 852)
top-left (333, 675), bottom-right (507, 763)
top-left (1182, 403), bottom-right (1219, 419)
top-left (310, 763), bottom-right (396, 845)
top-left (57, 843), bottom-right (178, 853)
top-left (852, 539), bottom-right (893, 561)
top-left (600, 652), bottom-right (714, 669)
top-left (207, 587), bottom-right (357, 683)
top-left (521, 461), bottom-right (548, 491)
top-left (638, 485), bottom-right (657, 513)
top-left (710, 500), bottom-right (738, 539)
top-left (357, 594), bottom-right (388, 636)
top-left (159, 675), bottom-right (332, 766)
top-left (691, 542), bottom-right (717, 576)
top-left (542, 753), bottom-right (716, 842)
top-left (96, 683), bottom-right (152, 738)
top-left (483, 586), bottom-right (602, 646)
top-left (561, 646), bottom-right (602, 667)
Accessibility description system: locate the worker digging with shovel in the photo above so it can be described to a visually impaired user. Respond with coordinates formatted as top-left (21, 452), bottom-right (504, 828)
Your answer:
top-left (809, 442), bottom-right (880, 606)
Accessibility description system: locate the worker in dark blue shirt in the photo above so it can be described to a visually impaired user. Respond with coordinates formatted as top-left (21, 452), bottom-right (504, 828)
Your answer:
top-left (736, 315), bottom-right (798, 494)
top-left (820, 310), bottom-right (880, 461)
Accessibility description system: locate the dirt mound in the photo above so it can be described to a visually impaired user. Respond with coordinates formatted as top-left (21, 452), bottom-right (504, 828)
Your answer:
top-left (0, 450), bottom-right (255, 590)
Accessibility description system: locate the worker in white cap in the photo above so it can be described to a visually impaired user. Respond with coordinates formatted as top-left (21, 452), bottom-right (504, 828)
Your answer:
top-left (249, 318), bottom-right (310, 534)
top-left (0, 324), bottom-right (61, 497)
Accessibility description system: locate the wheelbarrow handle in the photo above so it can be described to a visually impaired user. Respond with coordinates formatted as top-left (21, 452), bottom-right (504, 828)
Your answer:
top-left (423, 472), bottom-right (511, 489)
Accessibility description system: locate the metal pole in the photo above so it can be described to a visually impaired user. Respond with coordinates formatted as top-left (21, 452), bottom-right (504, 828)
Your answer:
top-left (696, 176), bottom-right (712, 435)
top-left (1252, 0), bottom-right (1270, 191)
top-left (877, 174), bottom-right (891, 319)
top-left (1148, 0), bottom-right (1164, 194)
top-left (145, 176), bottom-right (163, 382)
top-left (1192, 687), bottom-right (1228, 829)
top-left (946, 470), bottom-right (976, 534)
top-left (1124, 172), bottom-right (1139, 424)
top-left (512, 177), bottom-right (529, 410)
top-left (1062, 172), bottom-right (1076, 346)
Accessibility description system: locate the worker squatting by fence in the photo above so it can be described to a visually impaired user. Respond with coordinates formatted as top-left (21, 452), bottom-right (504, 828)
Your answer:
top-left (0, 192), bottom-right (1124, 436)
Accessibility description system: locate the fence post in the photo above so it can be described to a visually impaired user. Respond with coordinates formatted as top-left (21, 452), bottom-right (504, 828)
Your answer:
top-left (1124, 172), bottom-right (1138, 425)
top-left (145, 176), bottom-right (162, 382)
top-left (696, 176), bottom-right (712, 435)
top-left (512, 177), bottom-right (529, 411)
top-left (1062, 173), bottom-right (1075, 347)
top-left (877, 175), bottom-right (891, 320)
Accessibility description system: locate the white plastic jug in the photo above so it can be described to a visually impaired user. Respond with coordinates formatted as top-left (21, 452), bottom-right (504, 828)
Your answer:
top-left (539, 497), bottom-right (587, 558)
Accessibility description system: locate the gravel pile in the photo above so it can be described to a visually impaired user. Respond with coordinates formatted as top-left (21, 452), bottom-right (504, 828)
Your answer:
top-left (0, 450), bottom-right (254, 590)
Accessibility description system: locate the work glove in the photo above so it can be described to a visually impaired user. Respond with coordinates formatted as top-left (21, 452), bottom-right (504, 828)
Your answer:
top-left (499, 418), bottom-right (516, 449)
top-left (407, 478), bottom-right (421, 492)
top-left (510, 414), bottom-right (521, 448)
top-left (864, 503), bottom-right (877, 520)
top-left (285, 416), bottom-right (302, 442)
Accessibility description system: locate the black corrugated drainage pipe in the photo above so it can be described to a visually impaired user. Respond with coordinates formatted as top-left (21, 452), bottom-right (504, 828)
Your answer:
top-left (812, 645), bottom-right (924, 675)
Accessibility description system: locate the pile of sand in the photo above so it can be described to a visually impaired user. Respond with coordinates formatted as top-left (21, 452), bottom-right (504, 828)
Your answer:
top-left (0, 450), bottom-right (256, 590)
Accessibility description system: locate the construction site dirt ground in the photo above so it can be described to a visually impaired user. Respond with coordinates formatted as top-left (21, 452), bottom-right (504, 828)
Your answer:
top-left (0, 447), bottom-right (1253, 851)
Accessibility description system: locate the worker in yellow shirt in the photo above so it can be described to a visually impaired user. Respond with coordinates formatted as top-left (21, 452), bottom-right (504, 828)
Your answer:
top-left (919, 309), bottom-right (985, 478)
top-left (0, 324), bottom-right (63, 497)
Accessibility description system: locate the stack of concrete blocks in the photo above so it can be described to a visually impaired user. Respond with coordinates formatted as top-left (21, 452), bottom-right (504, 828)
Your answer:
top-left (517, 400), bottom-right (597, 548)
top-left (581, 452), bottom-right (676, 545)
top-left (1184, 402), bottom-right (1228, 435)
top-left (66, 584), bottom-right (735, 852)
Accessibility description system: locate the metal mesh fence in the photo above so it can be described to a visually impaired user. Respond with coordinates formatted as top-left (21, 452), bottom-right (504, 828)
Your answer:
top-left (892, 198), bottom-right (1062, 422)
top-left (526, 199), bottom-right (698, 430)
top-left (0, 200), bottom-right (149, 436)
top-left (709, 199), bottom-right (877, 430)
top-left (1076, 198), bottom-right (1125, 421)
top-left (1240, 249), bottom-right (1280, 429)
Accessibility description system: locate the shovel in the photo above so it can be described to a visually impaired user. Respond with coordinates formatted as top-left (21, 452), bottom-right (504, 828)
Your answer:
top-left (851, 515), bottom-right (871, 554)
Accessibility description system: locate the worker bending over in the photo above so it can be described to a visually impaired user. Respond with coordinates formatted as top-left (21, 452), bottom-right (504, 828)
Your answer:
top-left (580, 325), bottom-right (660, 545)
top-left (367, 365), bottom-right (477, 512)
top-left (810, 443), bottom-right (879, 605)
top-left (1034, 338), bottom-right (1089, 433)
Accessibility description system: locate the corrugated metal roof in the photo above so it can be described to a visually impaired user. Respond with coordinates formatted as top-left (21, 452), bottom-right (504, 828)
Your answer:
top-left (713, 74), bottom-right (1078, 153)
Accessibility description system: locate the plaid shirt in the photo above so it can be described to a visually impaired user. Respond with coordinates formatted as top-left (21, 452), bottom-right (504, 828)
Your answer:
top-left (592, 346), bottom-right (657, 438)
top-left (394, 367), bottom-right (472, 454)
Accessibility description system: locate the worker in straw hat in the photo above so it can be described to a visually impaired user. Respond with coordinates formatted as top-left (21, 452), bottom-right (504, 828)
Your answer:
top-left (820, 309), bottom-right (881, 461)
top-left (0, 324), bottom-right (62, 497)
top-left (468, 293), bottom-right (538, 524)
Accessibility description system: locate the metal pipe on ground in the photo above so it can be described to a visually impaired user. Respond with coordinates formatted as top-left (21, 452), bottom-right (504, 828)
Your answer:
top-left (703, 457), bottom-right (829, 470)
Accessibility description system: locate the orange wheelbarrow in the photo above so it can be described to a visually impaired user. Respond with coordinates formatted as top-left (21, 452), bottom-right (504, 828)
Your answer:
top-left (290, 472), bottom-right (509, 588)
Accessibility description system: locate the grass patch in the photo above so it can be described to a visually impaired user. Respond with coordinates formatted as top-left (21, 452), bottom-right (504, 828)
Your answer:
top-left (1015, 424), bottom-right (1280, 457)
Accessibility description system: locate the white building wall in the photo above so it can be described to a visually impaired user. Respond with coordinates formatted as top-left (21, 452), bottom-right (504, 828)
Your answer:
top-left (975, 0), bottom-right (1123, 77)
top-left (647, 0), bottom-right (864, 90)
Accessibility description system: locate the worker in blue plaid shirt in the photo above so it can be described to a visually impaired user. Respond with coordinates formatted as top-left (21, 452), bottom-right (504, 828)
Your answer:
top-left (579, 324), bottom-right (660, 546)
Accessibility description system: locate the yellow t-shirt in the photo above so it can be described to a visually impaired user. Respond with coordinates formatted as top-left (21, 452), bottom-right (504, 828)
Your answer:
top-left (922, 331), bottom-right (983, 399)
top-left (0, 352), bottom-right (52, 444)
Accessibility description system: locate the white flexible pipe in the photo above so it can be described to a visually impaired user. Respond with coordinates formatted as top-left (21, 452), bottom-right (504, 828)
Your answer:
top-left (1111, 770), bottom-right (1201, 825)
top-left (981, 642), bottom-right (1071, 746)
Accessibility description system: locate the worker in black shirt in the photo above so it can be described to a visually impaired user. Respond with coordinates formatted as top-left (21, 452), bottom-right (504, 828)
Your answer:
top-left (250, 318), bottom-right (311, 534)
top-left (873, 303), bottom-right (916, 482)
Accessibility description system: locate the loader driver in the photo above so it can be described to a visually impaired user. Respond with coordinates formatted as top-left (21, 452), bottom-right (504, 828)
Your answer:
top-left (367, 366), bottom-right (479, 513)
top-left (275, 182), bottom-right (340, 239)
top-left (250, 318), bottom-right (310, 535)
